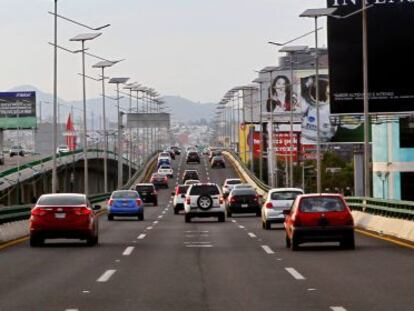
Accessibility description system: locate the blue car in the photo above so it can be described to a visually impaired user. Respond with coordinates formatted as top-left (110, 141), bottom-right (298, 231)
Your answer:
top-left (157, 158), bottom-right (171, 168)
top-left (107, 190), bottom-right (144, 221)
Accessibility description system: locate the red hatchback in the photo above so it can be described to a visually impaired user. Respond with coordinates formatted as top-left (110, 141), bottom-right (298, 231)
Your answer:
top-left (284, 194), bottom-right (355, 250)
top-left (29, 194), bottom-right (101, 247)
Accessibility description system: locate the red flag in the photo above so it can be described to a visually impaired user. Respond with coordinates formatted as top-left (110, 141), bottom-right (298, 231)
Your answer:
top-left (65, 114), bottom-right (76, 151)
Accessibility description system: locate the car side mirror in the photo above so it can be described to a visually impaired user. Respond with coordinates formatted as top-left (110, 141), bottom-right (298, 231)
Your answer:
top-left (282, 209), bottom-right (291, 216)
top-left (93, 205), bottom-right (101, 211)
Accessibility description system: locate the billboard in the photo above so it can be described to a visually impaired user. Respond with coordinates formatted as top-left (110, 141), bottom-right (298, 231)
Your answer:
top-left (0, 92), bottom-right (37, 129)
top-left (258, 69), bottom-right (364, 144)
top-left (327, 1), bottom-right (414, 114)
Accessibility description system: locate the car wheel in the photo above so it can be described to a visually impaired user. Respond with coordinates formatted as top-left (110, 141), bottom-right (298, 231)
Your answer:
top-left (29, 235), bottom-right (43, 247)
top-left (138, 214), bottom-right (144, 221)
top-left (256, 211), bottom-right (261, 217)
top-left (341, 234), bottom-right (355, 250)
top-left (86, 235), bottom-right (98, 246)
top-left (107, 214), bottom-right (114, 221)
top-left (197, 195), bottom-right (213, 210)
top-left (185, 214), bottom-right (191, 223)
top-left (263, 220), bottom-right (271, 230)
top-left (291, 234), bottom-right (299, 251)
top-left (153, 200), bottom-right (158, 206)
top-left (227, 211), bottom-right (232, 218)
top-left (218, 214), bottom-right (225, 222)
top-left (285, 234), bottom-right (291, 248)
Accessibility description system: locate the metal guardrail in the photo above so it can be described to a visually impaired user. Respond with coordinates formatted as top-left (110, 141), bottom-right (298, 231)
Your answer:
top-left (225, 149), bottom-right (414, 221)
top-left (0, 152), bottom-right (159, 225)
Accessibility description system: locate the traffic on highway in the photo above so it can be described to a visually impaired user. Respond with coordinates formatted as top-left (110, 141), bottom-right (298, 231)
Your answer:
top-left (0, 148), bottom-right (413, 311)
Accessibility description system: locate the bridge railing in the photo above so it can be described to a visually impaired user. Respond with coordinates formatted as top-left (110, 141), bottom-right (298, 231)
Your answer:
top-left (224, 149), bottom-right (414, 221)
top-left (0, 151), bottom-right (159, 225)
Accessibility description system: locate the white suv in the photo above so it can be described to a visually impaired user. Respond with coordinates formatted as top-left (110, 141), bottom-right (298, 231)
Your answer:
top-left (158, 165), bottom-right (174, 178)
top-left (184, 183), bottom-right (225, 223)
top-left (262, 188), bottom-right (304, 230)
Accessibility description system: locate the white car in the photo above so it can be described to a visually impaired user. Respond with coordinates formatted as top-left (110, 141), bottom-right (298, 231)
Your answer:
top-left (57, 144), bottom-right (70, 154)
top-left (222, 178), bottom-right (242, 197)
top-left (158, 152), bottom-right (171, 160)
top-left (158, 165), bottom-right (174, 178)
top-left (184, 183), bottom-right (226, 223)
top-left (172, 184), bottom-right (190, 214)
top-left (262, 188), bottom-right (304, 230)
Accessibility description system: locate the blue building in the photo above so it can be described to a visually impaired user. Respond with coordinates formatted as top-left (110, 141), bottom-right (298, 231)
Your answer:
top-left (372, 118), bottom-right (414, 200)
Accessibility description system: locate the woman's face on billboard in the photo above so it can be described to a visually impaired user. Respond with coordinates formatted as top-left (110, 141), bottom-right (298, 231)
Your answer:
top-left (275, 78), bottom-right (286, 94)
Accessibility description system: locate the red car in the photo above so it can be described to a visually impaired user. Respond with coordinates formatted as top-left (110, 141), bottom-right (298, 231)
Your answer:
top-left (150, 173), bottom-right (169, 189)
top-left (29, 194), bottom-right (101, 247)
top-left (284, 194), bottom-right (355, 250)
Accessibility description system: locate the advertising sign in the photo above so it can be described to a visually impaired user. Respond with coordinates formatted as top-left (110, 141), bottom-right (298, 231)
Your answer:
top-left (0, 92), bottom-right (37, 129)
top-left (327, 1), bottom-right (414, 114)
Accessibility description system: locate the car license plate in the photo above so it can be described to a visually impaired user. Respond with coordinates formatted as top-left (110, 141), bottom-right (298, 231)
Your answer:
top-left (141, 192), bottom-right (147, 196)
top-left (55, 213), bottom-right (66, 219)
top-left (242, 204), bottom-right (248, 208)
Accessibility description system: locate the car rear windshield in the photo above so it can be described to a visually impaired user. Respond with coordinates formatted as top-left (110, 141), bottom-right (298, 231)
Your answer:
top-left (112, 191), bottom-right (139, 199)
top-left (185, 172), bottom-right (198, 178)
top-left (299, 197), bottom-right (345, 213)
top-left (227, 180), bottom-right (241, 185)
top-left (190, 185), bottom-right (220, 196)
top-left (37, 195), bottom-right (86, 206)
top-left (231, 189), bottom-right (256, 196)
top-left (178, 186), bottom-right (189, 193)
top-left (160, 166), bottom-right (171, 169)
top-left (160, 153), bottom-right (170, 157)
top-left (136, 186), bottom-right (154, 192)
top-left (271, 191), bottom-right (302, 200)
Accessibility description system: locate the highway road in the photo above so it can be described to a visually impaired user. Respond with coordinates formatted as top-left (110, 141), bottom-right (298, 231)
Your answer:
top-left (0, 153), bottom-right (413, 310)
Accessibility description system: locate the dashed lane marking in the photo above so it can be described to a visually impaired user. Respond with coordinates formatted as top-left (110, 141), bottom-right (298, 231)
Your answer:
top-left (158, 215), bottom-right (163, 219)
top-left (285, 267), bottom-right (306, 280)
top-left (184, 242), bottom-right (212, 244)
top-left (185, 245), bottom-right (213, 248)
top-left (65, 309), bottom-right (79, 311)
top-left (238, 225), bottom-right (245, 229)
top-left (137, 234), bottom-right (146, 240)
top-left (185, 231), bottom-right (209, 233)
top-left (97, 270), bottom-right (116, 282)
top-left (122, 246), bottom-right (135, 256)
top-left (153, 221), bottom-right (159, 224)
top-left (231, 220), bottom-right (237, 223)
top-left (146, 226), bottom-right (153, 230)
top-left (248, 232), bottom-right (257, 238)
top-left (261, 245), bottom-right (275, 254)
top-left (330, 307), bottom-right (347, 311)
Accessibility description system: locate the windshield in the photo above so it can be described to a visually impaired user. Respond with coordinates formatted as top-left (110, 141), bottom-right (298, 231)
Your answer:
top-left (136, 186), bottom-right (154, 192)
top-left (271, 191), bottom-right (302, 201)
top-left (227, 180), bottom-right (241, 185)
top-left (190, 185), bottom-right (220, 195)
top-left (300, 197), bottom-right (345, 213)
top-left (111, 191), bottom-right (139, 199)
top-left (231, 189), bottom-right (256, 196)
top-left (37, 195), bottom-right (86, 206)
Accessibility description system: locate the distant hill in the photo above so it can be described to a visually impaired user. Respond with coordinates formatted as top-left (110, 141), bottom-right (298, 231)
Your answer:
top-left (7, 85), bottom-right (216, 125)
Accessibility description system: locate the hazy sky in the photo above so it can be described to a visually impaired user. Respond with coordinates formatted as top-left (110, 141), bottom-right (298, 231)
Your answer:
top-left (0, 0), bottom-right (327, 103)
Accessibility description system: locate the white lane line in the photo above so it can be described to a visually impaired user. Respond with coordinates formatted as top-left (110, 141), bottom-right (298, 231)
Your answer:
top-left (146, 226), bottom-right (153, 230)
top-left (248, 232), bottom-right (257, 238)
top-left (285, 267), bottom-right (306, 280)
top-left (82, 290), bottom-right (90, 294)
top-left (238, 225), bottom-right (245, 229)
top-left (122, 246), bottom-right (135, 256)
top-left (137, 234), bottom-right (146, 240)
top-left (97, 269), bottom-right (116, 282)
top-left (231, 220), bottom-right (237, 223)
top-left (261, 245), bottom-right (275, 254)
top-left (185, 245), bottom-right (213, 248)
top-left (185, 231), bottom-right (209, 233)
top-left (330, 307), bottom-right (347, 311)
top-left (164, 208), bottom-right (168, 211)
top-left (158, 215), bottom-right (163, 219)
top-left (184, 242), bottom-right (212, 244)
top-left (153, 221), bottom-right (159, 224)
top-left (162, 211), bottom-right (166, 214)
top-left (65, 309), bottom-right (79, 311)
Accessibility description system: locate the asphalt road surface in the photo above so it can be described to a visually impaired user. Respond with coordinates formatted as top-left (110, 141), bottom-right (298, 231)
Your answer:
top-left (0, 153), bottom-right (413, 311)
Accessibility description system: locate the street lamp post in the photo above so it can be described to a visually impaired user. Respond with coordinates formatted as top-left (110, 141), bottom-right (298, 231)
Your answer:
top-left (124, 82), bottom-right (140, 180)
top-left (109, 77), bottom-right (130, 189)
top-left (70, 33), bottom-right (102, 196)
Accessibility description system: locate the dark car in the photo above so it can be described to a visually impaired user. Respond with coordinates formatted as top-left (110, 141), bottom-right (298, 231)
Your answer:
top-left (211, 155), bottom-right (225, 168)
top-left (150, 173), bottom-right (169, 189)
top-left (135, 183), bottom-right (158, 206)
top-left (227, 189), bottom-right (261, 217)
top-left (186, 151), bottom-right (200, 164)
top-left (171, 146), bottom-right (181, 155)
top-left (284, 194), bottom-right (355, 250)
top-left (165, 149), bottom-right (176, 160)
top-left (29, 193), bottom-right (100, 246)
top-left (182, 170), bottom-right (199, 183)
top-left (209, 150), bottom-right (222, 161)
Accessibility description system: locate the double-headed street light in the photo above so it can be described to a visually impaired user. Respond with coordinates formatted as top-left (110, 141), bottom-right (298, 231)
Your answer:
top-left (70, 33), bottom-right (102, 196)
top-left (109, 77), bottom-right (130, 189)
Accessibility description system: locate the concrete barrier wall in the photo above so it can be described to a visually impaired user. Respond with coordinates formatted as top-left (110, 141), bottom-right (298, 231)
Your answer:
top-left (352, 211), bottom-right (414, 243)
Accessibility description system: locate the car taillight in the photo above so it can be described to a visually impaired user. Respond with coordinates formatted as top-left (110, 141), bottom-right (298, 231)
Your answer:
top-left (31, 207), bottom-right (47, 216)
top-left (175, 187), bottom-right (180, 195)
top-left (108, 199), bottom-right (113, 206)
top-left (219, 197), bottom-right (224, 204)
top-left (265, 202), bottom-right (273, 209)
top-left (254, 195), bottom-right (259, 201)
top-left (186, 197), bottom-right (191, 204)
top-left (229, 197), bottom-right (236, 203)
top-left (74, 207), bottom-right (92, 216)
top-left (136, 199), bottom-right (143, 206)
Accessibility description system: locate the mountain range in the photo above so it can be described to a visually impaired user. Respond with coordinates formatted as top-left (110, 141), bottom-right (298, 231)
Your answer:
top-left (7, 85), bottom-right (216, 127)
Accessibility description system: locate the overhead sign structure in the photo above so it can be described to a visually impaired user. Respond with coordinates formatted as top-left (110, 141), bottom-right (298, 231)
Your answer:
top-left (0, 92), bottom-right (37, 129)
top-left (327, 1), bottom-right (414, 114)
top-left (126, 113), bottom-right (170, 129)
